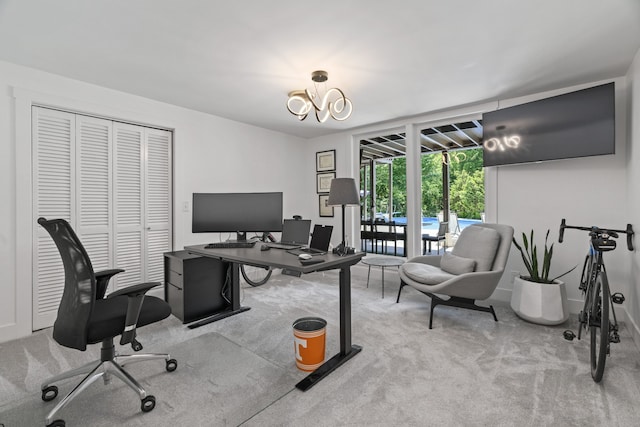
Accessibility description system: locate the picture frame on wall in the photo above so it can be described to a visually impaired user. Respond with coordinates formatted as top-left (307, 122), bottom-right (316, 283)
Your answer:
top-left (317, 172), bottom-right (335, 193)
top-left (316, 150), bottom-right (336, 172)
top-left (319, 194), bottom-right (334, 217)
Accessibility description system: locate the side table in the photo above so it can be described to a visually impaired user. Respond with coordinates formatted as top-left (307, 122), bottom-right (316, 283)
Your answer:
top-left (361, 256), bottom-right (405, 298)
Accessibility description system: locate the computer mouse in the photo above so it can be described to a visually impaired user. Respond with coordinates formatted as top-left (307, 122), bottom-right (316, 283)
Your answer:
top-left (298, 253), bottom-right (312, 260)
top-left (260, 244), bottom-right (270, 251)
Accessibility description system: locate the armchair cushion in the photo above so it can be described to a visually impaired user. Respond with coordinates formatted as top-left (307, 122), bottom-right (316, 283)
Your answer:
top-left (440, 253), bottom-right (476, 275)
top-left (451, 226), bottom-right (500, 271)
top-left (402, 262), bottom-right (456, 285)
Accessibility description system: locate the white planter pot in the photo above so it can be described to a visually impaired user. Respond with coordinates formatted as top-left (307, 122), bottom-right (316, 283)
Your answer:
top-left (510, 276), bottom-right (569, 325)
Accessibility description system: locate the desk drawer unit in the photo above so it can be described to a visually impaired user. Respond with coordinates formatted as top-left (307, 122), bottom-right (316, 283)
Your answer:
top-left (164, 251), bottom-right (229, 323)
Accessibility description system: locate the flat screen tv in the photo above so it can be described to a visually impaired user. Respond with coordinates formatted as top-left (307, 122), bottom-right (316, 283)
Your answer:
top-left (482, 82), bottom-right (615, 167)
top-left (192, 192), bottom-right (283, 239)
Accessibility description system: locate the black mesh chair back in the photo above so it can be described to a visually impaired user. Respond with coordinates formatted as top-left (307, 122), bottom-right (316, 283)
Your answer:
top-left (38, 218), bottom-right (96, 351)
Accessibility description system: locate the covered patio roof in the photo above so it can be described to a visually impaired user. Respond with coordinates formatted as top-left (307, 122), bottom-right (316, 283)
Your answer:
top-left (360, 119), bottom-right (483, 162)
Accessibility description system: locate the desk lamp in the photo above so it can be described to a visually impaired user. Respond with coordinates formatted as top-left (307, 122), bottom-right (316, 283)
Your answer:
top-left (328, 178), bottom-right (360, 256)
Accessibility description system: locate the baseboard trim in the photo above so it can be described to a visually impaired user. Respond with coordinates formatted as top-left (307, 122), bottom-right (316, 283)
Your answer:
top-left (623, 306), bottom-right (640, 353)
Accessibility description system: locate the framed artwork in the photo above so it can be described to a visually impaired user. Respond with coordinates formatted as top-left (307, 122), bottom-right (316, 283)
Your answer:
top-left (316, 150), bottom-right (336, 172)
top-left (317, 172), bottom-right (335, 193)
top-left (319, 194), bottom-right (334, 217)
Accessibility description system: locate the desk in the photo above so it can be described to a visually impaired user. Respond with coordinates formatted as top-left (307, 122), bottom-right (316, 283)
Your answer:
top-left (184, 244), bottom-right (365, 391)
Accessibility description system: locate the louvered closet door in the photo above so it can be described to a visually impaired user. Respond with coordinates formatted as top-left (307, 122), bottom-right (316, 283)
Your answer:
top-left (76, 116), bottom-right (113, 274)
top-left (32, 107), bottom-right (173, 330)
top-left (32, 107), bottom-right (75, 329)
top-left (145, 128), bottom-right (172, 283)
top-left (113, 123), bottom-right (145, 291)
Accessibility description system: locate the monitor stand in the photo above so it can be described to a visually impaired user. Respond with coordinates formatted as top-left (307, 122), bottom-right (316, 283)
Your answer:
top-left (226, 231), bottom-right (247, 243)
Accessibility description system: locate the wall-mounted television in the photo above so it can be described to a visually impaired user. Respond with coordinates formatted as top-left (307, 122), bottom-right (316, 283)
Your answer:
top-left (482, 82), bottom-right (615, 167)
top-left (192, 192), bottom-right (283, 240)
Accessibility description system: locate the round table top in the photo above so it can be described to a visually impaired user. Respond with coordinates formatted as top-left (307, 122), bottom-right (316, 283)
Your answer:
top-left (361, 256), bottom-right (405, 267)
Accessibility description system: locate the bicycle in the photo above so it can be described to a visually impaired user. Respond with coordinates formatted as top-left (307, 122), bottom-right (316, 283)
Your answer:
top-left (558, 219), bottom-right (634, 382)
top-left (239, 232), bottom-right (275, 286)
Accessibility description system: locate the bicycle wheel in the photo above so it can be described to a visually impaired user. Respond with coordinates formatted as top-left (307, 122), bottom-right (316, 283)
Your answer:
top-left (590, 271), bottom-right (610, 382)
top-left (240, 264), bottom-right (273, 287)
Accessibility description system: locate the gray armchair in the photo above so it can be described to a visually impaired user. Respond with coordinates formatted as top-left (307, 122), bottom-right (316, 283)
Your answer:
top-left (397, 223), bottom-right (514, 328)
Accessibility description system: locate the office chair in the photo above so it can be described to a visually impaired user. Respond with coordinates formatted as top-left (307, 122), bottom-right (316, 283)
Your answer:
top-left (37, 218), bottom-right (177, 427)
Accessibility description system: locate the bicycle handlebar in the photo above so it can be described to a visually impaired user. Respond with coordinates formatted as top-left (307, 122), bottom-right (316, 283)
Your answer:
top-left (559, 218), bottom-right (634, 251)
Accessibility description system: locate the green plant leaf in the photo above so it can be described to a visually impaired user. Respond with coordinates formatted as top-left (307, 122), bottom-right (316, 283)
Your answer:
top-left (512, 228), bottom-right (572, 284)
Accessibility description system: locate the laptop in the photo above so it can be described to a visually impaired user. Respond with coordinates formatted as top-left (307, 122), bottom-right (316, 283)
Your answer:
top-left (265, 219), bottom-right (311, 249)
top-left (287, 224), bottom-right (333, 255)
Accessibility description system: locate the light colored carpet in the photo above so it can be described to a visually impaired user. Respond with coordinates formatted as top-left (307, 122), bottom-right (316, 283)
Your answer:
top-left (2, 260), bottom-right (640, 426)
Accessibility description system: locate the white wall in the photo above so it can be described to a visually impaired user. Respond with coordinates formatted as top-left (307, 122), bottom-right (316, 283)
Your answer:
top-left (0, 60), bottom-right (307, 343)
top-left (625, 48), bottom-right (640, 347)
top-left (488, 79), bottom-right (629, 315)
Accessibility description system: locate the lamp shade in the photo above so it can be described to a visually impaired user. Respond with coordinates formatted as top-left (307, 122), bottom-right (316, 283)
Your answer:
top-left (327, 178), bottom-right (359, 206)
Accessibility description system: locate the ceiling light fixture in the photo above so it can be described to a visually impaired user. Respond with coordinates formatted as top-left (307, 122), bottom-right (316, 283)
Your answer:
top-left (286, 70), bottom-right (353, 123)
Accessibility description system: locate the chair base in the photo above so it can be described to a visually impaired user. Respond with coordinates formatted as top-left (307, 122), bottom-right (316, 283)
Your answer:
top-left (396, 282), bottom-right (498, 329)
top-left (42, 338), bottom-right (173, 426)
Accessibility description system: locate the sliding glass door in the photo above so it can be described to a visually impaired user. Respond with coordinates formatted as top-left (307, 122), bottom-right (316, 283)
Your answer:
top-left (359, 118), bottom-right (484, 257)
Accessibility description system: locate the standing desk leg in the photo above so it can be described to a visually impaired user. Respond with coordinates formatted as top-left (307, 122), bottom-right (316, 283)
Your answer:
top-left (295, 265), bottom-right (362, 391)
top-left (188, 262), bottom-right (250, 329)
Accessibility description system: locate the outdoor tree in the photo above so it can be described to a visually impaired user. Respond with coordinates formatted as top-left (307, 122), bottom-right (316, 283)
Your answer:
top-left (362, 147), bottom-right (484, 221)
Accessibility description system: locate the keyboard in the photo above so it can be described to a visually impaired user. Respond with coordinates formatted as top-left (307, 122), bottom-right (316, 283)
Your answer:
top-left (205, 241), bottom-right (256, 249)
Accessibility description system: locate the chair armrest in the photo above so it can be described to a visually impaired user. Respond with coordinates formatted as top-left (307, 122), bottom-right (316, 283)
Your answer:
top-left (107, 282), bottom-right (161, 346)
top-left (107, 281), bottom-right (159, 298)
top-left (95, 268), bottom-right (125, 299)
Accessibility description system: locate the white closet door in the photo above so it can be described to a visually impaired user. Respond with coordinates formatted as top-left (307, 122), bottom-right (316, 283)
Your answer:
top-left (32, 107), bottom-right (173, 328)
top-left (32, 107), bottom-right (75, 329)
top-left (145, 128), bottom-right (172, 283)
top-left (113, 122), bottom-right (145, 291)
top-left (76, 116), bottom-right (113, 273)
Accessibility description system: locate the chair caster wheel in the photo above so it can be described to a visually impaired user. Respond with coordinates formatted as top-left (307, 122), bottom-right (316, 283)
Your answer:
top-left (42, 385), bottom-right (58, 401)
top-left (131, 338), bottom-right (143, 352)
top-left (141, 395), bottom-right (156, 412)
top-left (47, 420), bottom-right (65, 427)
top-left (563, 330), bottom-right (576, 341)
top-left (166, 358), bottom-right (177, 372)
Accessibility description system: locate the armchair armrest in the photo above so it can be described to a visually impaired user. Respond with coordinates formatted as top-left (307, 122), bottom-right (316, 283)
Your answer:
top-left (107, 282), bottom-right (161, 347)
top-left (95, 268), bottom-right (125, 299)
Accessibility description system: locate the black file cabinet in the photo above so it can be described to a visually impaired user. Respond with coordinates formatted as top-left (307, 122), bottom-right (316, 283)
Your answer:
top-left (164, 250), bottom-right (229, 323)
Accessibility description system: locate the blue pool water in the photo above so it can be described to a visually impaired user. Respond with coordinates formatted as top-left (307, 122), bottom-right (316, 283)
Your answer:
top-left (390, 216), bottom-right (481, 230)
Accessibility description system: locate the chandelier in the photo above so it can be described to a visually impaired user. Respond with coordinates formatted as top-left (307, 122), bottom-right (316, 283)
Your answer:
top-left (286, 70), bottom-right (353, 123)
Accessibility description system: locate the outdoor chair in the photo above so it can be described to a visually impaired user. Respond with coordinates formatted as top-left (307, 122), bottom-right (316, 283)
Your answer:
top-left (422, 221), bottom-right (447, 254)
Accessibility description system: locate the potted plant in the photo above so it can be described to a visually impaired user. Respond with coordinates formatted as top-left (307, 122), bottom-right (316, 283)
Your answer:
top-left (510, 229), bottom-right (576, 325)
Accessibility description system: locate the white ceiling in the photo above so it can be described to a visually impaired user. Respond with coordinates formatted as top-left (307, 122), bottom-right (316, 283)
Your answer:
top-left (1, 0), bottom-right (639, 139)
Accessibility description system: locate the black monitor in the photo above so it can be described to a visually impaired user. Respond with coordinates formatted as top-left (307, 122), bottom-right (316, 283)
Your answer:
top-left (192, 192), bottom-right (283, 240)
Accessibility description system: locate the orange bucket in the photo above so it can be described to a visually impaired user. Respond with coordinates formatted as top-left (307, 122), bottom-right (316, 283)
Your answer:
top-left (292, 317), bottom-right (327, 372)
